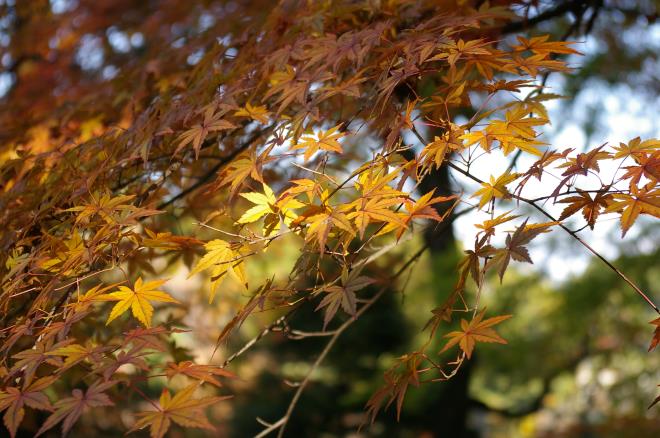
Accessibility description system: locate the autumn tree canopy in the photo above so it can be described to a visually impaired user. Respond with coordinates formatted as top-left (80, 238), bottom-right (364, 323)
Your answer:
top-left (0, 1), bottom-right (658, 437)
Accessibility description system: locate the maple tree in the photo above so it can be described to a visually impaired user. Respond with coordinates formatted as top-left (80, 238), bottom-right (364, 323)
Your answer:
top-left (0, 0), bottom-right (658, 437)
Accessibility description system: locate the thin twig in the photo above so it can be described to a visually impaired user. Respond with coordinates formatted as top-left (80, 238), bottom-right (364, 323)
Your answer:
top-left (274, 287), bottom-right (387, 438)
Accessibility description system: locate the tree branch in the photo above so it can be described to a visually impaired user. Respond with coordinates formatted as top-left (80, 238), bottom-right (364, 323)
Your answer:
top-left (408, 126), bottom-right (658, 314)
top-left (447, 160), bottom-right (659, 314)
top-left (502, 0), bottom-right (591, 33)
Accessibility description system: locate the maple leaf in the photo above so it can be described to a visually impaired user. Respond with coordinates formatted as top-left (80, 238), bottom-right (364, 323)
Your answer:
top-left (97, 278), bottom-right (179, 328)
top-left (487, 107), bottom-right (547, 156)
top-left (513, 34), bottom-right (581, 56)
top-left (99, 346), bottom-right (151, 381)
top-left (619, 152), bottom-right (660, 190)
top-left (346, 196), bottom-right (406, 239)
top-left (475, 211), bottom-right (520, 237)
top-left (50, 342), bottom-right (107, 370)
top-left (128, 384), bottom-right (230, 438)
top-left (66, 283), bottom-right (120, 314)
top-left (123, 326), bottom-right (176, 351)
top-left (605, 185), bottom-right (660, 236)
top-left (283, 178), bottom-right (324, 203)
top-left (175, 106), bottom-right (236, 158)
top-left (236, 183), bottom-right (277, 224)
top-left (472, 171), bottom-right (519, 209)
top-left (342, 170), bottom-right (408, 238)
top-left (315, 267), bottom-right (375, 329)
top-left (421, 130), bottom-right (463, 170)
top-left (39, 232), bottom-right (87, 275)
top-left (430, 37), bottom-right (491, 67)
top-left (513, 53), bottom-right (568, 77)
top-left (188, 239), bottom-right (247, 301)
top-left (557, 145), bottom-right (611, 177)
top-left (425, 292), bottom-right (460, 337)
top-left (141, 228), bottom-right (204, 251)
top-left (264, 64), bottom-right (319, 112)
top-left (353, 168), bottom-right (403, 199)
top-left (165, 361), bottom-right (237, 387)
top-left (0, 376), bottom-right (54, 438)
top-left (35, 381), bottom-right (114, 437)
top-left (292, 203), bottom-right (355, 254)
top-left (65, 193), bottom-right (137, 225)
top-left (291, 125), bottom-right (345, 161)
top-left (460, 129), bottom-right (494, 152)
top-left (440, 309), bottom-right (512, 359)
top-left (485, 220), bottom-right (547, 281)
top-left (10, 339), bottom-right (70, 386)
top-left (458, 236), bottom-right (497, 288)
top-left (215, 146), bottom-right (270, 197)
top-left (380, 190), bottom-right (456, 240)
top-left (365, 352), bottom-right (422, 423)
top-left (237, 183), bottom-right (303, 236)
top-left (558, 190), bottom-right (613, 229)
top-left (611, 137), bottom-right (660, 159)
top-left (234, 102), bottom-right (270, 124)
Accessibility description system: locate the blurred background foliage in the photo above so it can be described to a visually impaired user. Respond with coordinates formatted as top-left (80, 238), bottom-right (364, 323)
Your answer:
top-left (213, 236), bottom-right (659, 438)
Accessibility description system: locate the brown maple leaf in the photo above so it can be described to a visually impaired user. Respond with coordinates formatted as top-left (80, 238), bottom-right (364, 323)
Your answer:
top-left (0, 377), bottom-right (54, 438)
top-left (35, 381), bottom-right (114, 437)
top-left (558, 190), bottom-right (612, 229)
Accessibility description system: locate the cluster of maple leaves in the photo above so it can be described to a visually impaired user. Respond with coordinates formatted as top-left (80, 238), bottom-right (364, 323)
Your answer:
top-left (0, 1), bottom-right (658, 436)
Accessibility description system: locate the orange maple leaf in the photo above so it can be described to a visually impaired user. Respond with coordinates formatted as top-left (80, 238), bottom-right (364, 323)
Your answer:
top-left (440, 309), bottom-right (512, 359)
top-left (129, 384), bottom-right (230, 438)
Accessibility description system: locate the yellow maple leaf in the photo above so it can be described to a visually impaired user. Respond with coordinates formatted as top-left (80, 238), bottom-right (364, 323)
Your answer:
top-left (513, 34), bottom-right (581, 56)
top-left (187, 239), bottom-right (248, 302)
top-left (460, 129), bottom-right (493, 152)
top-left (215, 147), bottom-right (269, 196)
top-left (50, 343), bottom-right (97, 369)
top-left (346, 196), bottom-right (405, 239)
top-left (420, 131), bottom-right (462, 170)
top-left (475, 211), bottom-right (520, 236)
top-left (98, 278), bottom-right (179, 328)
top-left (234, 102), bottom-right (270, 124)
top-left (487, 107), bottom-right (546, 156)
top-left (611, 137), bottom-right (660, 160)
top-left (291, 125), bottom-right (345, 161)
top-left (237, 183), bottom-right (277, 224)
top-left (472, 172), bottom-right (519, 209)
top-left (237, 183), bottom-right (303, 236)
